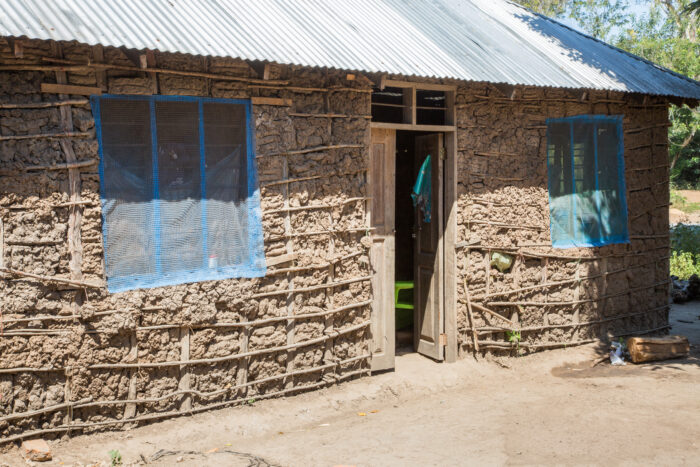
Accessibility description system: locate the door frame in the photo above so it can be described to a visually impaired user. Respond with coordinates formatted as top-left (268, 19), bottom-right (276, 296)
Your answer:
top-left (368, 122), bottom-right (458, 365)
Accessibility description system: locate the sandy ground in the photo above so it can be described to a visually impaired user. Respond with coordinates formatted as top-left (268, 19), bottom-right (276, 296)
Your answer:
top-left (671, 189), bottom-right (700, 224)
top-left (3, 304), bottom-right (700, 467)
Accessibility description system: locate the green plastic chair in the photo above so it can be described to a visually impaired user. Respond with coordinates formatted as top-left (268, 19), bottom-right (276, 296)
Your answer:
top-left (394, 281), bottom-right (414, 330)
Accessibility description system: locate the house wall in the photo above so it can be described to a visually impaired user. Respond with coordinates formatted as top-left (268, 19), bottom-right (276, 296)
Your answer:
top-left (454, 83), bottom-right (670, 354)
top-left (0, 37), bottom-right (672, 443)
top-left (0, 39), bottom-right (373, 443)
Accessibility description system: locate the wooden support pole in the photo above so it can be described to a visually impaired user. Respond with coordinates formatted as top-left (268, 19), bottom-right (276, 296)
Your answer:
top-left (91, 45), bottom-right (107, 92)
top-left (236, 315), bottom-right (250, 402)
top-left (52, 44), bottom-right (84, 286)
top-left (146, 50), bottom-right (159, 95)
top-left (323, 207), bottom-right (337, 381)
top-left (282, 153), bottom-right (296, 393)
top-left (179, 327), bottom-right (192, 412)
top-left (464, 279), bottom-right (479, 353)
top-left (123, 333), bottom-right (138, 420)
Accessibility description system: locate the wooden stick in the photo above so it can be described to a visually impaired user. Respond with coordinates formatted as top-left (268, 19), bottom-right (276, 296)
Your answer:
top-left (258, 144), bottom-right (364, 159)
top-left (487, 280), bottom-right (669, 307)
top-left (469, 302), bottom-right (515, 327)
top-left (88, 321), bottom-right (370, 369)
top-left (24, 159), bottom-right (97, 171)
top-left (266, 226), bottom-right (372, 241)
top-left (251, 275), bottom-right (372, 298)
top-left (478, 258), bottom-right (664, 299)
top-left (35, 59), bottom-right (289, 86)
top-left (289, 112), bottom-right (371, 119)
top-left (0, 267), bottom-right (102, 288)
top-left (463, 279), bottom-right (480, 353)
top-left (0, 398), bottom-right (92, 423)
top-left (0, 131), bottom-right (91, 142)
top-left (261, 171), bottom-right (363, 187)
top-left (0, 99), bottom-right (89, 109)
top-left (53, 200), bottom-right (96, 208)
top-left (0, 354), bottom-right (371, 445)
top-left (467, 219), bottom-right (543, 231)
top-left (249, 84), bottom-right (372, 93)
top-left (263, 197), bottom-right (369, 215)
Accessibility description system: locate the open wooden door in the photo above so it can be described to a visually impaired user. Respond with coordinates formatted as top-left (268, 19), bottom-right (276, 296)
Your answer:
top-left (413, 133), bottom-right (444, 361)
top-left (369, 128), bottom-right (396, 371)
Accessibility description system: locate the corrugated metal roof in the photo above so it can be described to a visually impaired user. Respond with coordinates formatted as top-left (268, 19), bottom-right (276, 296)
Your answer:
top-left (1, 0), bottom-right (698, 99)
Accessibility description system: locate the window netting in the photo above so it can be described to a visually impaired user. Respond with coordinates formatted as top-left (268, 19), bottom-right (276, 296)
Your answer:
top-left (547, 115), bottom-right (629, 248)
top-left (92, 95), bottom-right (266, 292)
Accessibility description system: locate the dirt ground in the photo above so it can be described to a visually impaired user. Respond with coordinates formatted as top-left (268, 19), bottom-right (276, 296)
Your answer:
top-left (671, 189), bottom-right (700, 224)
top-left (2, 304), bottom-right (700, 467)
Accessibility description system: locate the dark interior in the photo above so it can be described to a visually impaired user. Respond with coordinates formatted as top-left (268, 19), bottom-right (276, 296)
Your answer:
top-left (395, 130), bottom-right (436, 350)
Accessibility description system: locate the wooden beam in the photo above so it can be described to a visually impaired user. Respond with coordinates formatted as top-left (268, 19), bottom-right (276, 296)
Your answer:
top-left (266, 253), bottom-right (298, 267)
top-left (41, 83), bottom-right (102, 96)
top-left (370, 122), bottom-right (456, 132)
top-left (251, 97), bottom-right (292, 106)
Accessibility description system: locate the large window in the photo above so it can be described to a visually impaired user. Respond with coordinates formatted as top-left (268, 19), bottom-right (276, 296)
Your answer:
top-left (547, 115), bottom-right (629, 248)
top-left (92, 95), bottom-right (266, 292)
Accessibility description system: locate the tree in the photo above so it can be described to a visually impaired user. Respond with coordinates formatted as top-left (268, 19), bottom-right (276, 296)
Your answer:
top-left (519, 0), bottom-right (629, 42)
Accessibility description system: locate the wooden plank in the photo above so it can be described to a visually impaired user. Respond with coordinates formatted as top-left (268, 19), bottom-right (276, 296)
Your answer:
top-left (384, 79), bottom-right (457, 92)
top-left (369, 128), bottom-right (396, 371)
top-left (251, 97), bottom-right (292, 106)
top-left (370, 122), bottom-right (456, 132)
top-left (444, 132), bottom-right (458, 362)
top-left (91, 46), bottom-right (107, 92)
top-left (266, 253), bottom-right (298, 267)
top-left (627, 336), bottom-right (689, 363)
top-left (41, 83), bottom-right (102, 96)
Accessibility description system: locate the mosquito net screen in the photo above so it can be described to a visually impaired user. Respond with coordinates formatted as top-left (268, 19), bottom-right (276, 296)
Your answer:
top-left (547, 115), bottom-right (629, 248)
top-left (93, 95), bottom-right (265, 292)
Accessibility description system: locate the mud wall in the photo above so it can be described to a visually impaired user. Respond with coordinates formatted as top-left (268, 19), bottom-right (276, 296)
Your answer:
top-left (455, 83), bottom-right (670, 355)
top-left (0, 39), bottom-right (372, 443)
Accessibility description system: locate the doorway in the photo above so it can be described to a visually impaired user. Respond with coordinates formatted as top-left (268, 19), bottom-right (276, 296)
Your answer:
top-left (370, 128), bottom-right (451, 371)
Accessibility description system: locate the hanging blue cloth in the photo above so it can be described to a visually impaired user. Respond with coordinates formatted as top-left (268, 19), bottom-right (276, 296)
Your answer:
top-left (411, 155), bottom-right (431, 223)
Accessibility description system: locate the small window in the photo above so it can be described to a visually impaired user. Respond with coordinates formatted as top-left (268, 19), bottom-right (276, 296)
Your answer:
top-left (371, 82), bottom-right (454, 126)
top-left (92, 95), bottom-right (266, 292)
top-left (371, 86), bottom-right (409, 123)
top-left (416, 89), bottom-right (446, 125)
top-left (547, 115), bottom-right (629, 248)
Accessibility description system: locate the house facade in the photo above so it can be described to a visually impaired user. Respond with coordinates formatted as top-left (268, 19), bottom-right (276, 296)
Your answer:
top-left (1, 0), bottom-right (699, 444)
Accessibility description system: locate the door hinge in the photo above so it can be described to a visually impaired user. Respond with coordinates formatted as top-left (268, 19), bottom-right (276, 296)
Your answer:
top-left (439, 147), bottom-right (446, 161)
top-left (439, 333), bottom-right (447, 347)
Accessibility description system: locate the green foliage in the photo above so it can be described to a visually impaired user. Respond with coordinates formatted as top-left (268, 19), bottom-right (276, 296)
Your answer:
top-left (670, 224), bottom-right (700, 278)
top-left (109, 450), bottom-right (122, 467)
top-left (670, 250), bottom-right (700, 279)
top-left (506, 330), bottom-right (522, 355)
top-left (670, 190), bottom-right (700, 212)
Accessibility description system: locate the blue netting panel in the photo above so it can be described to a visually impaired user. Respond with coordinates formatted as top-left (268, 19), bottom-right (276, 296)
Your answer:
top-left (92, 95), bottom-right (266, 293)
top-left (547, 115), bottom-right (629, 248)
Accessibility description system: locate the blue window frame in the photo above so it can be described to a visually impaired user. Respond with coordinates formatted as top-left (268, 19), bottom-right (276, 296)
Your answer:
top-left (546, 115), bottom-right (629, 248)
top-left (91, 95), bottom-right (266, 292)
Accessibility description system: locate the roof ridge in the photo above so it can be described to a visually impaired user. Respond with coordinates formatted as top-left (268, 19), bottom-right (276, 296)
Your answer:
top-left (504, 0), bottom-right (700, 90)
